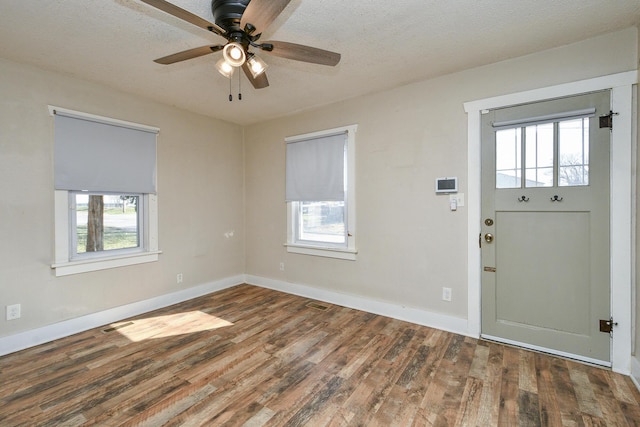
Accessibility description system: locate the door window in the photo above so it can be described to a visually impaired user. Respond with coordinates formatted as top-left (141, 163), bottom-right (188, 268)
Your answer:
top-left (525, 123), bottom-right (554, 187)
top-left (495, 117), bottom-right (590, 189)
top-left (559, 118), bottom-right (590, 186)
top-left (495, 128), bottom-right (521, 189)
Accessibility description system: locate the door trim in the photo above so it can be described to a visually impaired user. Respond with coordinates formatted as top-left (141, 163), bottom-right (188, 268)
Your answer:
top-left (464, 70), bottom-right (638, 374)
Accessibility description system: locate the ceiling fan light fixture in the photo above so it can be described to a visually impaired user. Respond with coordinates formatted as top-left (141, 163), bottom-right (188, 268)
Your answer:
top-left (247, 54), bottom-right (268, 78)
top-left (223, 42), bottom-right (246, 67)
top-left (216, 58), bottom-right (235, 78)
top-left (144, 0), bottom-right (342, 92)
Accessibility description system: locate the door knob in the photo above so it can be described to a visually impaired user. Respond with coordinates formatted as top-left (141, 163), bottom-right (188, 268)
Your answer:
top-left (484, 233), bottom-right (494, 243)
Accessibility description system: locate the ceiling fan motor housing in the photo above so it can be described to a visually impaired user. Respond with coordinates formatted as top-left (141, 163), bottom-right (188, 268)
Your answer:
top-left (211, 0), bottom-right (250, 32)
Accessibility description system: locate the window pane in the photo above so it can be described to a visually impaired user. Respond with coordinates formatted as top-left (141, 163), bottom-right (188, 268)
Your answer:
top-left (75, 194), bottom-right (140, 254)
top-left (495, 128), bottom-right (522, 189)
top-left (298, 201), bottom-right (345, 245)
top-left (559, 118), bottom-right (589, 186)
top-left (524, 123), bottom-right (554, 187)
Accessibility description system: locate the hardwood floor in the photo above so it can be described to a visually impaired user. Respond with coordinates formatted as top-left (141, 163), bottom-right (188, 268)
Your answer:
top-left (1, 284), bottom-right (640, 426)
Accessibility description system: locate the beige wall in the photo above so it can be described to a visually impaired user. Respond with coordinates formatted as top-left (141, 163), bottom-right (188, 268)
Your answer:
top-left (0, 58), bottom-right (245, 338)
top-left (244, 28), bottom-right (638, 321)
top-left (0, 26), bottom-right (638, 353)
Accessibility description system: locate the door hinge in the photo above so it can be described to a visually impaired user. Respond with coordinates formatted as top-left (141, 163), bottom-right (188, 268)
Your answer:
top-left (599, 110), bottom-right (618, 130)
top-left (599, 317), bottom-right (618, 336)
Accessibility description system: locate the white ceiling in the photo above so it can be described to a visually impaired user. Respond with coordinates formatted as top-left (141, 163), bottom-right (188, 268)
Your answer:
top-left (0, 0), bottom-right (638, 125)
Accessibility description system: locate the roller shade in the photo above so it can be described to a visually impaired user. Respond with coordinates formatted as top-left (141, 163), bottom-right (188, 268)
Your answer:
top-left (53, 110), bottom-right (157, 193)
top-left (286, 132), bottom-right (346, 202)
top-left (492, 107), bottom-right (596, 130)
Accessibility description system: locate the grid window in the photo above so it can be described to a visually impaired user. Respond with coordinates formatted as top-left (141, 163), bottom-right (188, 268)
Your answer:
top-left (494, 116), bottom-right (590, 190)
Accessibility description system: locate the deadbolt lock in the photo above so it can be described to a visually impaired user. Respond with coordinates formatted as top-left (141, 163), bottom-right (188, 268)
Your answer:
top-left (484, 218), bottom-right (494, 226)
top-left (484, 233), bottom-right (494, 243)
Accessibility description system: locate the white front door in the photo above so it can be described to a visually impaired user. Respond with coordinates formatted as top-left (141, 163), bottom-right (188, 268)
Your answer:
top-left (480, 90), bottom-right (611, 364)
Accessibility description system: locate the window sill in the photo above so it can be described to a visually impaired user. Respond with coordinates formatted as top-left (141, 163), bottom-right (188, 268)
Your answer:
top-left (285, 244), bottom-right (357, 260)
top-left (51, 250), bottom-right (162, 277)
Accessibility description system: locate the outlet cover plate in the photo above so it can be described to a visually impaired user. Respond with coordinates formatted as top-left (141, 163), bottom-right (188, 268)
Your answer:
top-left (6, 304), bottom-right (21, 320)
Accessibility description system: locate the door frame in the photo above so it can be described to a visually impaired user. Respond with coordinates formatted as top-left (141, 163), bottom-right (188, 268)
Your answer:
top-left (464, 70), bottom-right (638, 374)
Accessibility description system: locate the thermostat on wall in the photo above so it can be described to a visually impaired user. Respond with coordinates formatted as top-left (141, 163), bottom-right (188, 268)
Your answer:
top-left (435, 177), bottom-right (458, 194)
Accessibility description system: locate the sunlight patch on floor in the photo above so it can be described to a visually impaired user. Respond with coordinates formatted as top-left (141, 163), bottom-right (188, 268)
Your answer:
top-left (109, 311), bottom-right (234, 342)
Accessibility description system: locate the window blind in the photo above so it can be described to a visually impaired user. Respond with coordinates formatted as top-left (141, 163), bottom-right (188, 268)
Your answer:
top-left (53, 110), bottom-right (157, 193)
top-left (491, 107), bottom-right (596, 130)
top-left (285, 132), bottom-right (346, 202)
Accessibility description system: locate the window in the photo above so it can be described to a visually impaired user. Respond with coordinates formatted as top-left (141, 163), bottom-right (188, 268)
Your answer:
top-left (494, 109), bottom-right (593, 189)
top-left (558, 118), bottom-right (589, 186)
top-left (524, 123), bottom-right (554, 187)
top-left (50, 106), bottom-right (160, 276)
top-left (70, 193), bottom-right (142, 258)
top-left (285, 125), bottom-right (357, 260)
top-left (296, 201), bottom-right (346, 245)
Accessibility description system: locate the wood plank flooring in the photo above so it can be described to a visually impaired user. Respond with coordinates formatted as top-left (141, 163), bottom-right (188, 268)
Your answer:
top-left (1, 284), bottom-right (640, 426)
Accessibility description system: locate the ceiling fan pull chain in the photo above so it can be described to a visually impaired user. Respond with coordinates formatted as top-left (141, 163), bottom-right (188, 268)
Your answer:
top-left (238, 72), bottom-right (242, 101)
top-left (229, 75), bottom-right (233, 102)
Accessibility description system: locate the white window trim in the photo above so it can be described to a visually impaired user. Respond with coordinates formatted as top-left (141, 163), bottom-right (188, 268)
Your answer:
top-left (285, 124), bottom-right (357, 260)
top-left (52, 191), bottom-right (160, 276)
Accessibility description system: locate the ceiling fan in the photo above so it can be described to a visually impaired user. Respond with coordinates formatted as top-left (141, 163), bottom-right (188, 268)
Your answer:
top-left (140, 0), bottom-right (341, 91)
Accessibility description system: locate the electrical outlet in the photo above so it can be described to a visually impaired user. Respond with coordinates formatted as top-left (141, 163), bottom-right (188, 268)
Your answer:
top-left (6, 304), bottom-right (21, 320)
top-left (177, 273), bottom-right (183, 284)
top-left (279, 262), bottom-right (285, 271)
top-left (442, 287), bottom-right (452, 302)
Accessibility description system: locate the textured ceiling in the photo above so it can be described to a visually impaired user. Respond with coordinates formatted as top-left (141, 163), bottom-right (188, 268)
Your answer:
top-left (0, 0), bottom-right (638, 125)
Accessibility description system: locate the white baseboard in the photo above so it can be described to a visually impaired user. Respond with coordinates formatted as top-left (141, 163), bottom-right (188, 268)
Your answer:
top-left (3, 273), bottom-right (634, 384)
top-left (0, 274), bottom-right (470, 357)
top-left (631, 356), bottom-right (640, 392)
top-left (0, 275), bottom-right (244, 357)
top-left (245, 275), bottom-right (471, 337)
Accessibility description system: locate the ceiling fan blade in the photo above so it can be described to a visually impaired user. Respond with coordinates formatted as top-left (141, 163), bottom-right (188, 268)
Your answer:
top-left (139, 0), bottom-right (226, 35)
top-left (242, 63), bottom-right (269, 89)
top-left (240, 0), bottom-right (291, 35)
top-left (264, 41), bottom-right (341, 66)
top-left (154, 45), bottom-right (224, 65)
